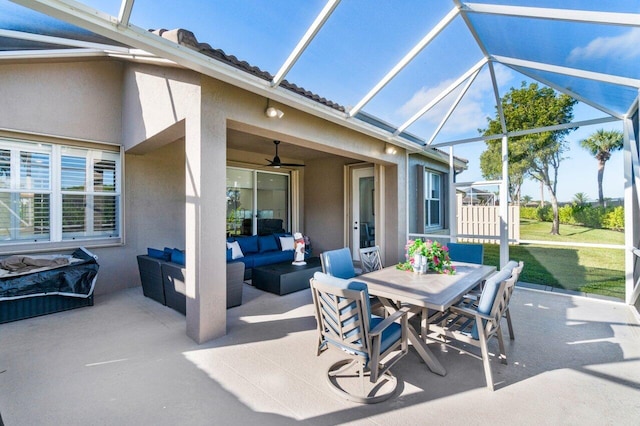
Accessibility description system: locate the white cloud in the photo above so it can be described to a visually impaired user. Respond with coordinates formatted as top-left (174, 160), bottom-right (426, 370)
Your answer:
top-left (396, 65), bottom-right (515, 136)
top-left (568, 28), bottom-right (640, 62)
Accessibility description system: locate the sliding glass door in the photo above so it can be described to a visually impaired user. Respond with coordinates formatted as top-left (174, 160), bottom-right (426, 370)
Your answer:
top-left (226, 167), bottom-right (289, 236)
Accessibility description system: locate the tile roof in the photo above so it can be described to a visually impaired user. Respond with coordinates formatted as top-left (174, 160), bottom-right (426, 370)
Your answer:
top-left (151, 28), bottom-right (345, 113)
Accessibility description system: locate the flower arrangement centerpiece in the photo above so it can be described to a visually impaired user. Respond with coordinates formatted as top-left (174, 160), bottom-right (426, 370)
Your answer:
top-left (396, 238), bottom-right (455, 275)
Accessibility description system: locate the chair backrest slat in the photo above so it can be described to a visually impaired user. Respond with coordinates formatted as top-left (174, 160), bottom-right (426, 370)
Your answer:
top-left (359, 246), bottom-right (383, 273)
top-left (310, 274), bottom-right (372, 357)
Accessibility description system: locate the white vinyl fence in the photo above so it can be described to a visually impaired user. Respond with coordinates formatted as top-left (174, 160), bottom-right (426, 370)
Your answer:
top-left (456, 201), bottom-right (520, 244)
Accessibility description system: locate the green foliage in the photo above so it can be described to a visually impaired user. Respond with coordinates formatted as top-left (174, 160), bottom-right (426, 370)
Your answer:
top-left (520, 205), bottom-right (553, 221)
top-left (579, 129), bottom-right (624, 205)
top-left (480, 82), bottom-right (577, 205)
top-left (520, 206), bottom-right (538, 220)
top-left (397, 238), bottom-right (455, 274)
top-left (521, 205), bottom-right (624, 230)
top-left (579, 129), bottom-right (623, 159)
top-left (572, 192), bottom-right (589, 205)
top-left (602, 206), bottom-right (625, 231)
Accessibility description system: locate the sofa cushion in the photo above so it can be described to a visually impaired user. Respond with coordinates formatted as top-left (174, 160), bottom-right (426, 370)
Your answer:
top-left (226, 247), bottom-right (232, 261)
top-left (236, 235), bottom-right (259, 254)
top-left (252, 250), bottom-right (294, 267)
top-left (171, 248), bottom-right (185, 265)
top-left (227, 241), bottom-right (244, 259)
top-left (163, 247), bottom-right (173, 261)
top-left (235, 256), bottom-right (254, 270)
top-left (258, 235), bottom-right (279, 253)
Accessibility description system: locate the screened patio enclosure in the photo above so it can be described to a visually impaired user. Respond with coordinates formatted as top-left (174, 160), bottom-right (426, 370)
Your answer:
top-left (1, 0), bottom-right (639, 308)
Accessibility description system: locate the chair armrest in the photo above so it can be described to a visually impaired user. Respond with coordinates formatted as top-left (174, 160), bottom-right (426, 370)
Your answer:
top-left (369, 307), bottom-right (410, 337)
top-left (449, 304), bottom-right (493, 321)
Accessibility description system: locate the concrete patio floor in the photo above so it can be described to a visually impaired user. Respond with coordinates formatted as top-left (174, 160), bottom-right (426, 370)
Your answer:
top-left (1, 282), bottom-right (640, 425)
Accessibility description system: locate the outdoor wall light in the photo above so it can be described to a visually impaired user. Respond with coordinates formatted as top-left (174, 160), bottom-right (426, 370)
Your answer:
top-left (265, 100), bottom-right (284, 119)
top-left (385, 143), bottom-right (398, 155)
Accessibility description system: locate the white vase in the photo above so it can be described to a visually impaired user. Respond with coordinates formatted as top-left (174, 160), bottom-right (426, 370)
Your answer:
top-left (413, 254), bottom-right (424, 273)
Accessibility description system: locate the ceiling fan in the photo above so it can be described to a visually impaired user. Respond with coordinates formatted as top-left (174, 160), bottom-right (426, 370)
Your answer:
top-left (265, 140), bottom-right (305, 168)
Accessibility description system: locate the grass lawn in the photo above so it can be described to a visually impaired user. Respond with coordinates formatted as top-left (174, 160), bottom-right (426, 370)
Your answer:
top-left (482, 221), bottom-right (626, 300)
top-left (519, 219), bottom-right (625, 245)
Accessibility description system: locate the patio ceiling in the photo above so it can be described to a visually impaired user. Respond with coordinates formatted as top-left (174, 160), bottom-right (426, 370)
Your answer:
top-left (1, 0), bottom-right (638, 152)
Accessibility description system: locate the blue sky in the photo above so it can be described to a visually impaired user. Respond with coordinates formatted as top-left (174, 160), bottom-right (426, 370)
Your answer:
top-left (75, 0), bottom-right (631, 202)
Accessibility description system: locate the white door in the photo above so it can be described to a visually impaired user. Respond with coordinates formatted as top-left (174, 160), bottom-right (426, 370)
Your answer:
top-left (351, 167), bottom-right (375, 261)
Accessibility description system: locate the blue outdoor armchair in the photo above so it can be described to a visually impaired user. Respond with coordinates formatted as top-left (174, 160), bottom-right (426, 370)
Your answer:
top-left (320, 247), bottom-right (357, 279)
top-left (310, 272), bottom-right (408, 403)
top-left (447, 242), bottom-right (484, 264)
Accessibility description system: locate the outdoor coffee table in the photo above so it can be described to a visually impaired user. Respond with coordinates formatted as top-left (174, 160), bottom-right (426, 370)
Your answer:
top-left (252, 257), bottom-right (322, 295)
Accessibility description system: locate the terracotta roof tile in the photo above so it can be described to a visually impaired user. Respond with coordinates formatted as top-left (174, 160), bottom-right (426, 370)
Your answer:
top-left (151, 28), bottom-right (345, 112)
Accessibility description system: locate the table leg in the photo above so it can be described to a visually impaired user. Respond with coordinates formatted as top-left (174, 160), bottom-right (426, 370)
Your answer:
top-left (380, 298), bottom-right (446, 376)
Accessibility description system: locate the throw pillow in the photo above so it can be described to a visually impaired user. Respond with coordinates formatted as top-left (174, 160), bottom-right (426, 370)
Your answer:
top-left (227, 241), bottom-right (244, 259)
top-left (279, 236), bottom-right (295, 251)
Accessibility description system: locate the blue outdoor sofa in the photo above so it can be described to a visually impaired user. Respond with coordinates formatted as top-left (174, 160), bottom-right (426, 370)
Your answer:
top-left (227, 233), bottom-right (310, 280)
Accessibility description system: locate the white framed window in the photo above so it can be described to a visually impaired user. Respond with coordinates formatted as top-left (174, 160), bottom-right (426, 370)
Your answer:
top-left (0, 138), bottom-right (121, 247)
top-left (425, 170), bottom-right (442, 229)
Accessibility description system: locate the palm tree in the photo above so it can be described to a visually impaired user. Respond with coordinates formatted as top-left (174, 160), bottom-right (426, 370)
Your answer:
top-left (573, 192), bottom-right (589, 206)
top-left (579, 129), bottom-right (623, 206)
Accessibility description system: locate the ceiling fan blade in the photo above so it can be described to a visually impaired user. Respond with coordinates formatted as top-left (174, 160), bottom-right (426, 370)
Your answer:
top-left (264, 140), bottom-right (303, 167)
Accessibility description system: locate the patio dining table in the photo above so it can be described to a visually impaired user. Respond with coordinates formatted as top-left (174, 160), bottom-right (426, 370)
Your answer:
top-left (358, 262), bottom-right (496, 376)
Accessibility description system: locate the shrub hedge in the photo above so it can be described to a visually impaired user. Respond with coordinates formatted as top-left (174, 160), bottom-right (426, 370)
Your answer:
top-left (520, 205), bottom-right (624, 230)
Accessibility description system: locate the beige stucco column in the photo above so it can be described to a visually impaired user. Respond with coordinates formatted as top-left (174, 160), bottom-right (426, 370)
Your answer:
top-left (185, 90), bottom-right (228, 343)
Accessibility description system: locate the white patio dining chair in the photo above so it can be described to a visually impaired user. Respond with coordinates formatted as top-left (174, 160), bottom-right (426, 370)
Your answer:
top-left (458, 260), bottom-right (524, 341)
top-left (426, 268), bottom-right (517, 391)
top-left (359, 246), bottom-right (383, 273)
top-left (309, 272), bottom-right (409, 403)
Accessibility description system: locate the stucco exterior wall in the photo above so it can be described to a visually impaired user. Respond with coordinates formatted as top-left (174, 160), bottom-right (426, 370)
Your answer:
top-left (122, 63), bottom-right (200, 152)
top-left (304, 157), bottom-right (351, 254)
top-left (0, 61), bottom-right (123, 144)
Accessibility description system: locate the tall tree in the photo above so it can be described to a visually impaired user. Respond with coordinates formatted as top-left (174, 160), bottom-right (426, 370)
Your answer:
top-left (579, 129), bottom-right (623, 206)
top-left (480, 82), bottom-right (577, 234)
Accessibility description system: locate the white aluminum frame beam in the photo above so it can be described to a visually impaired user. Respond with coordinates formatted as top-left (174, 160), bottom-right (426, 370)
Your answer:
top-left (461, 2), bottom-right (640, 27)
top-left (394, 57), bottom-right (488, 136)
top-left (118, 0), bottom-right (135, 27)
top-left (488, 61), bottom-right (507, 134)
top-left (503, 61), bottom-right (623, 119)
top-left (271, 0), bottom-right (340, 87)
top-left (432, 116), bottom-right (620, 147)
top-left (0, 47), bottom-right (106, 60)
top-left (426, 67), bottom-right (480, 145)
top-left (348, 6), bottom-right (459, 118)
top-left (0, 28), bottom-right (129, 52)
top-left (494, 55), bottom-right (640, 88)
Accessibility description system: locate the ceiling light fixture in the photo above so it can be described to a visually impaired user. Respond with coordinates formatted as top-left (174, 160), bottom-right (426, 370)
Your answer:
top-left (265, 100), bottom-right (284, 119)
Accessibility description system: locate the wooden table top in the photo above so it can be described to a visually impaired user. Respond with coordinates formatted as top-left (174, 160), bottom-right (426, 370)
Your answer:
top-left (358, 262), bottom-right (496, 311)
